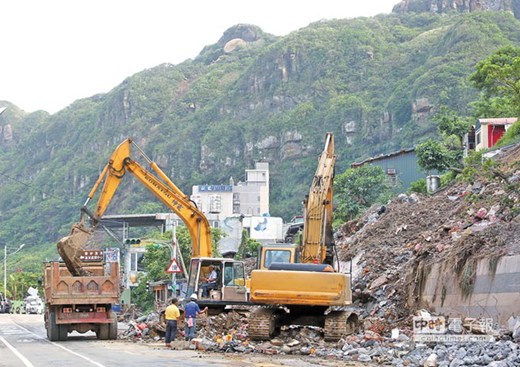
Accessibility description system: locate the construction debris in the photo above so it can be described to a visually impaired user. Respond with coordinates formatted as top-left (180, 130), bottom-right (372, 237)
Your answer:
top-left (119, 143), bottom-right (520, 366)
top-left (118, 308), bottom-right (520, 365)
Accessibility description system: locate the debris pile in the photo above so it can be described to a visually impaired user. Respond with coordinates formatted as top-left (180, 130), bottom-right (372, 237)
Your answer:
top-left (118, 143), bottom-right (520, 365)
top-left (119, 308), bottom-right (520, 365)
top-left (335, 145), bottom-right (520, 331)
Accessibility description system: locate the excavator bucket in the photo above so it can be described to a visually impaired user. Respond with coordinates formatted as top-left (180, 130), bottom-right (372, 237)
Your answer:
top-left (57, 222), bottom-right (93, 276)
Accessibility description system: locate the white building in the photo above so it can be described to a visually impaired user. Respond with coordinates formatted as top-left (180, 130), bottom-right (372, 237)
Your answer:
top-left (191, 184), bottom-right (234, 219)
top-left (233, 162), bottom-right (269, 216)
top-left (191, 162), bottom-right (270, 221)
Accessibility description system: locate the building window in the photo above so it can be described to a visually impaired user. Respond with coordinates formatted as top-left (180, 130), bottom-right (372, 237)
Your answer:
top-left (209, 194), bottom-right (222, 213)
top-left (257, 196), bottom-right (261, 202)
top-left (476, 132), bottom-right (481, 145)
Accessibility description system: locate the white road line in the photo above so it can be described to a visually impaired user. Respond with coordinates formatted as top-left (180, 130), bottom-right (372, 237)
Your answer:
top-left (0, 336), bottom-right (35, 367)
top-left (13, 324), bottom-right (106, 367)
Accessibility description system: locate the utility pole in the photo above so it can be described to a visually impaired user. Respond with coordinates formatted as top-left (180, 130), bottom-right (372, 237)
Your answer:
top-left (4, 244), bottom-right (25, 296)
top-left (3, 245), bottom-right (6, 296)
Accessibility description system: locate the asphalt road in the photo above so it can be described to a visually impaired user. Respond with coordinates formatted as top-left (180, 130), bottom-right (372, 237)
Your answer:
top-left (0, 314), bottom-right (355, 367)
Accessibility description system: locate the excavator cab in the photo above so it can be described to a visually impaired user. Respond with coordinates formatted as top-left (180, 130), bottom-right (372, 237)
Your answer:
top-left (186, 257), bottom-right (248, 309)
top-left (256, 243), bottom-right (298, 270)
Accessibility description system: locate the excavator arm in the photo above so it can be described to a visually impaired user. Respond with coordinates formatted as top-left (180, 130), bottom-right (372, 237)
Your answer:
top-left (57, 138), bottom-right (212, 276)
top-left (300, 132), bottom-right (335, 265)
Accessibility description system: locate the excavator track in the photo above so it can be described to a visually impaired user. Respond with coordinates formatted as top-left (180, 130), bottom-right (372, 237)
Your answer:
top-left (324, 311), bottom-right (351, 341)
top-left (247, 308), bottom-right (276, 340)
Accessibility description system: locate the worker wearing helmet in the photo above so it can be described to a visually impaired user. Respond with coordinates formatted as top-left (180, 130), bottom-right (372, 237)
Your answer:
top-left (183, 293), bottom-right (208, 341)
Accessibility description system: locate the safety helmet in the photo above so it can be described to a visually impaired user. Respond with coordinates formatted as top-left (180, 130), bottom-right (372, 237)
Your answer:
top-left (190, 293), bottom-right (198, 300)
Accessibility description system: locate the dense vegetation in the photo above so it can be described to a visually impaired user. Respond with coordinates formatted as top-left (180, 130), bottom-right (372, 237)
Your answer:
top-left (1, 11), bottom-right (520, 291)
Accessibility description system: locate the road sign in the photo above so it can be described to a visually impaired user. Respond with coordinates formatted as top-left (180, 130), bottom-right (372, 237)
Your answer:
top-left (166, 258), bottom-right (182, 273)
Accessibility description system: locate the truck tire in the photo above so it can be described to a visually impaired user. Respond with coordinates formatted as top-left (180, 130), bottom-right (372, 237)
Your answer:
top-left (97, 324), bottom-right (110, 340)
top-left (47, 311), bottom-right (60, 341)
top-left (59, 324), bottom-right (68, 341)
top-left (108, 311), bottom-right (117, 340)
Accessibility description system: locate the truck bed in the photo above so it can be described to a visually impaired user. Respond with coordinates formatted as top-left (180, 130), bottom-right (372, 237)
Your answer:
top-left (44, 261), bottom-right (120, 305)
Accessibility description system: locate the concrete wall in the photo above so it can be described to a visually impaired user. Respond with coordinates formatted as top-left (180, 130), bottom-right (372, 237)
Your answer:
top-left (420, 255), bottom-right (520, 326)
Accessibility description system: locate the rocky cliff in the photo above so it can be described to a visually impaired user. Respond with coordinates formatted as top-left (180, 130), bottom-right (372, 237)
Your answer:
top-left (393, 0), bottom-right (520, 19)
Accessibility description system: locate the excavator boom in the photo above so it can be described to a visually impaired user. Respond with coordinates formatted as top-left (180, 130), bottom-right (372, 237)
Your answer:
top-left (301, 132), bottom-right (335, 264)
top-left (57, 138), bottom-right (212, 276)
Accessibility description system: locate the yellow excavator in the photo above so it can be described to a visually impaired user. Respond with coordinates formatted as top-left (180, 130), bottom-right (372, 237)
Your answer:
top-left (248, 132), bottom-right (357, 341)
top-left (57, 138), bottom-right (248, 308)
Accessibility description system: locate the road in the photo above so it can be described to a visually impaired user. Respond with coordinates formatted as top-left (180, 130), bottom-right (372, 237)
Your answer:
top-left (0, 314), bottom-right (355, 367)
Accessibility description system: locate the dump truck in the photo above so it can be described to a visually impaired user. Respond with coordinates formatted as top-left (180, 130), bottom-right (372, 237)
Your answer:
top-left (44, 250), bottom-right (119, 341)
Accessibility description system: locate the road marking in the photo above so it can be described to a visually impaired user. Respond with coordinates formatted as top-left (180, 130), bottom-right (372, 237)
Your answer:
top-left (0, 326), bottom-right (26, 335)
top-left (0, 336), bottom-right (35, 367)
top-left (14, 324), bottom-right (106, 367)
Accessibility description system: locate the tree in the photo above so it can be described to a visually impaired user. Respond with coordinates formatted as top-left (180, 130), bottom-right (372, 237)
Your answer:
top-left (177, 226), bottom-right (224, 264)
top-left (7, 272), bottom-right (43, 300)
top-left (334, 165), bottom-right (392, 223)
top-left (435, 106), bottom-right (472, 145)
top-left (416, 107), bottom-right (469, 174)
top-left (141, 244), bottom-right (171, 281)
top-left (416, 139), bottom-right (453, 173)
top-left (469, 46), bottom-right (520, 116)
top-left (236, 229), bottom-right (260, 259)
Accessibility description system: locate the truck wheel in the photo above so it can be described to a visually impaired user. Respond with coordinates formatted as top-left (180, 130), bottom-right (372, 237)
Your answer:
top-left (97, 324), bottom-right (109, 340)
top-left (58, 324), bottom-right (68, 341)
top-left (47, 312), bottom-right (60, 341)
top-left (108, 311), bottom-right (117, 340)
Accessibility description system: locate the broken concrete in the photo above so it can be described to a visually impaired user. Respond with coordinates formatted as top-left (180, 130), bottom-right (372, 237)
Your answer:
top-left (119, 143), bottom-right (520, 366)
top-left (336, 143), bottom-right (520, 329)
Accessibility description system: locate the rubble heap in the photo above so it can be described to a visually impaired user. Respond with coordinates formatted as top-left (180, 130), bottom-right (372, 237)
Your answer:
top-left (335, 143), bottom-right (520, 330)
top-left (120, 143), bottom-right (520, 366)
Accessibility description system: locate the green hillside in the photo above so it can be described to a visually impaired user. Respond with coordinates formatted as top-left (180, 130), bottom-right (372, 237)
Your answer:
top-left (0, 11), bottom-right (519, 270)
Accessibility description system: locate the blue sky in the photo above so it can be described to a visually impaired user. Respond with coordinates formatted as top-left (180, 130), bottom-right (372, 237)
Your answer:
top-left (0, 0), bottom-right (398, 113)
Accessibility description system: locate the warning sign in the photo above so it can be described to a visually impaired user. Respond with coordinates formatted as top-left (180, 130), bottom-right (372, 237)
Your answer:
top-left (166, 258), bottom-right (182, 273)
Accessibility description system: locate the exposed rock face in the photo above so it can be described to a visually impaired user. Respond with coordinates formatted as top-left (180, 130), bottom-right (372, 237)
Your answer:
top-left (224, 38), bottom-right (247, 53)
top-left (342, 121), bottom-right (357, 146)
top-left (393, 0), bottom-right (520, 19)
top-left (0, 124), bottom-right (13, 142)
top-left (255, 135), bottom-right (279, 150)
top-left (217, 24), bottom-right (263, 46)
top-left (412, 98), bottom-right (434, 125)
top-left (282, 131), bottom-right (304, 159)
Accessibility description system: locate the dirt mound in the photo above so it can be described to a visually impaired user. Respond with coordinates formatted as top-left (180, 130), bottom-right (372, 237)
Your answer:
top-left (335, 143), bottom-right (520, 326)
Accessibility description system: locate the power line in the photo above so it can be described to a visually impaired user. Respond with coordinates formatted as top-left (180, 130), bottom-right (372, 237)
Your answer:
top-left (0, 170), bottom-right (74, 204)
